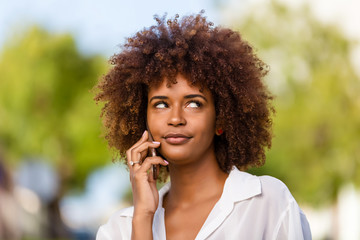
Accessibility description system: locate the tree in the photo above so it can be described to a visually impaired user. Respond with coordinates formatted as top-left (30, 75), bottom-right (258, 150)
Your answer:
top-left (227, 1), bottom-right (360, 206)
top-left (0, 26), bottom-right (111, 237)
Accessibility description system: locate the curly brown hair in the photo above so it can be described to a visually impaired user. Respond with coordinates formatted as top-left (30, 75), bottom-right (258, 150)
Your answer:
top-left (94, 12), bottom-right (274, 181)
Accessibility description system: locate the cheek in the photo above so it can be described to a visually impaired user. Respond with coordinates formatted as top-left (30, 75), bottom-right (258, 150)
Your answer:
top-left (207, 109), bottom-right (217, 130)
top-left (147, 114), bottom-right (163, 140)
top-left (197, 113), bottom-right (216, 138)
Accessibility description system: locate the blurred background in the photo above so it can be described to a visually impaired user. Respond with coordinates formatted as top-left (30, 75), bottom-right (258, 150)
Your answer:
top-left (0, 0), bottom-right (359, 239)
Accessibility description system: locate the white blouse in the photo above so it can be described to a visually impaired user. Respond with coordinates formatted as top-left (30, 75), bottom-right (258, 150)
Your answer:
top-left (96, 168), bottom-right (312, 240)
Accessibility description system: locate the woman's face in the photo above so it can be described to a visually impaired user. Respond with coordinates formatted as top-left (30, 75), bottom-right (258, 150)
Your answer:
top-left (147, 74), bottom-right (216, 164)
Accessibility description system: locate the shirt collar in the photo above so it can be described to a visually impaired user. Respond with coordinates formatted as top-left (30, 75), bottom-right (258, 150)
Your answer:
top-left (220, 167), bottom-right (261, 207)
top-left (157, 167), bottom-right (261, 211)
top-left (119, 167), bottom-right (262, 226)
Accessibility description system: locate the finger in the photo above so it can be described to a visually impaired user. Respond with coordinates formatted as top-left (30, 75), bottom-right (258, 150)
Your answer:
top-left (130, 157), bottom-right (167, 184)
top-left (132, 130), bottom-right (148, 149)
top-left (132, 141), bottom-right (161, 157)
top-left (138, 156), bottom-right (168, 172)
top-left (126, 130), bottom-right (148, 163)
top-left (129, 141), bottom-right (161, 169)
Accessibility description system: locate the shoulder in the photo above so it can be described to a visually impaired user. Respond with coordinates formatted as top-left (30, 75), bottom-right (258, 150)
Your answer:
top-left (105, 205), bottom-right (134, 221)
top-left (244, 174), bottom-right (299, 216)
top-left (258, 175), bottom-right (295, 203)
top-left (96, 206), bottom-right (134, 240)
top-left (226, 168), bottom-right (293, 205)
top-left (255, 175), bottom-right (312, 239)
top-left (221, 169), bottom-right (311, 238)
top-left (228, 169), bottom-right (298, 216)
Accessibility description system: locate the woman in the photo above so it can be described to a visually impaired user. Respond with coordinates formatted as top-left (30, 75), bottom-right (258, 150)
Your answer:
top-left (95, 13), bottom-right (311, 240)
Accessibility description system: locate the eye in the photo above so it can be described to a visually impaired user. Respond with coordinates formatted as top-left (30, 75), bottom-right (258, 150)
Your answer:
top-left (186, 100), bottom-right (202, 108)
top-left (154, 101), bottom-right (168, 109)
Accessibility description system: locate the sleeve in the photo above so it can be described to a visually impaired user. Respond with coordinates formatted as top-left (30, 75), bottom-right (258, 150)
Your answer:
top-left (96, 225), bottom-right (112, 240)
top-left (95, 210), bottom-right (133, 240)
top-left (273, 200), bottom-right (312, 240)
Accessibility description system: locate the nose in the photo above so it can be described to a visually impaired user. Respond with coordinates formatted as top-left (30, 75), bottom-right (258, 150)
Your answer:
top-left (167, 104), bottom-right (186, 126)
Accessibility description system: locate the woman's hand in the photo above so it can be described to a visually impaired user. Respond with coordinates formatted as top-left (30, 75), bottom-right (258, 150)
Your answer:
top-left (126, 130), bottom-right (168, 221)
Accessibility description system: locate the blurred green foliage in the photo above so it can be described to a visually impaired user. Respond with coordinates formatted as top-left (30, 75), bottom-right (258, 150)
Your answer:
top-left (0, 26), bottom-right (111, 188)
top-left (239, 2), bottom-right (360, 206)
top-left (0, 1), bottom-right (359, 209)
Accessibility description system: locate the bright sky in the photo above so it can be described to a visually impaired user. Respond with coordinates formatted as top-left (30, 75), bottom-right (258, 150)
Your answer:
top-left (1, 0), bottom-right (359, 57)
top-left (0, 0), bottom-right (220, 56)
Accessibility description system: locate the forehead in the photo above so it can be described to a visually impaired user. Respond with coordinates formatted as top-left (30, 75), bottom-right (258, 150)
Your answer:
top-left (148, 74), bottom-right (211, 98)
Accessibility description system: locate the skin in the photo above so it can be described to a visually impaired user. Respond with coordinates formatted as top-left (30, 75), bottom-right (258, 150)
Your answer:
top-left (127, 74), bottom-right (228, 240)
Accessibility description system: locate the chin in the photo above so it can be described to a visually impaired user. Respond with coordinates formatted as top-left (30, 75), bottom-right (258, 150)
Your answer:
top-left (159, 148), bottom-right (191, 162)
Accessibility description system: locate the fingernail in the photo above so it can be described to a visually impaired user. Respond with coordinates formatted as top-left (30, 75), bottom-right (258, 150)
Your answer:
top-left (142, 130), bottom-right (147, 137)
top-left (153, 141), bottom-right (160, 144)
top-left (164, 160), bottom-right (169, 164)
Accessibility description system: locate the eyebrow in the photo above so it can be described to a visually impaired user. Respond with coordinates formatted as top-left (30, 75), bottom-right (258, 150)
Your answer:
top-left (184, 94), bottom-right (208, 102)
top-left (149, 94), bottom-right (208, 103)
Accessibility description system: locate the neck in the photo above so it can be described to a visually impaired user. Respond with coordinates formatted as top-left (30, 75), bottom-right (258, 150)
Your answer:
top-left (165, 150), bottom-right (228, 207)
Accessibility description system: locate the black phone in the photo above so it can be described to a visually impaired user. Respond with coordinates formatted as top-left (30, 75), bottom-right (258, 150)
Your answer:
top-left (146, 123), bottom-right (158, 180)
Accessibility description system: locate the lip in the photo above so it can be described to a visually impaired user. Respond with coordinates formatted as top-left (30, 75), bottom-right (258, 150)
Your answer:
top-left (164, 133), bottom-right (192, 145)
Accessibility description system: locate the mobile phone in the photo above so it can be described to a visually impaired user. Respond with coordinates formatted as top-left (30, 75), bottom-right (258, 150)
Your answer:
top-left (146, 123), bottom-right (158, 180)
